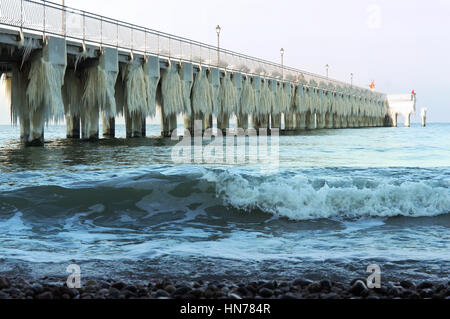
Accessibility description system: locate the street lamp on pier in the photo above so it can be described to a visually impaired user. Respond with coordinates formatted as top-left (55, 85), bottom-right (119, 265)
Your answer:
top-left (216, 25), bottom-right (221, 67)
top-left (325, 64), bottom-right (329, 79)
top-left (280, 48), bottom-right (285, 79)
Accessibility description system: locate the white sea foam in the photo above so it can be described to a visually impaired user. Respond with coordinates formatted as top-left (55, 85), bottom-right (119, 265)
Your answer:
top-left (205, 170), bottom-right (450, 220)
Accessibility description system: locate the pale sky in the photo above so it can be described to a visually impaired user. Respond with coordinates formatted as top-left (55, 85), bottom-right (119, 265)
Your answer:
top-left (1, 0), bottom-right (449, 123)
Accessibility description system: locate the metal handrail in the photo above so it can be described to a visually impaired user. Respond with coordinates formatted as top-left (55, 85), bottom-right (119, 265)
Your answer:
top-left (0, 0), bottom-right (386, 100)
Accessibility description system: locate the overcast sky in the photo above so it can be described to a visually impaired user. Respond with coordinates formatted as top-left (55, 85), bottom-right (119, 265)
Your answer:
top-left (1, 0), bottom-right (449, 123)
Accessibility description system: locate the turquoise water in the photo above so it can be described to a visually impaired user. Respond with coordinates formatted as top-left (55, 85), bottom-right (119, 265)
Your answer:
top-left (0, 123), bottom-right (448, 283)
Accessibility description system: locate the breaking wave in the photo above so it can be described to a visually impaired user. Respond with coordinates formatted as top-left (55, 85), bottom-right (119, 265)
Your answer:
top-left (205, 169), bottom-right (450, 220)
top-left (1, 166), bottom-right (449, 222)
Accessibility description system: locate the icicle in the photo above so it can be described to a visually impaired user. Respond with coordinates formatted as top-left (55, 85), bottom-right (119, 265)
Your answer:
top-left (258, 79), bottom-right (273, 117)
top-left (17, 31), bottom-right (34, 69)
top-left (26, 57), bottom-right (66, 124)
top-left (192, 66), bottom-right (213, 115)
top-left (208, 69), bottom-right (221, 115)
top-left (0, 74), bottom-right (11, 112)
top-left (82, 64), bottom-right (117, 118)
top-left (238, 75), bottom-right (256, 115)
top-left (62, 69), bottom-right (82, 118)
top-left (161, 62), bottom-right (185, 116)
top-left (219, 71), bottom-right (237, 115)
top-left (122, 63), bottom-right (147, 117)
top-left (143, 59), bottom-right (160, 118)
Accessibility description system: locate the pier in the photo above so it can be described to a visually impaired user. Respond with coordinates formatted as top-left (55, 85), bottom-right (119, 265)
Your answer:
top-left (1, 0), bottom-right (399, 146)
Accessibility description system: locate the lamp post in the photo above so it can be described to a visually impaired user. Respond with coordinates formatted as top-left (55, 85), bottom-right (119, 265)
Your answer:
top-left (216, 25), bottom-right (221, 67)
top-left (350, 73), bottom-right (354, 86)
top-left (280, 48), bottom-right (285, 79)
top-left (325, 64), bottom-right (329, 79)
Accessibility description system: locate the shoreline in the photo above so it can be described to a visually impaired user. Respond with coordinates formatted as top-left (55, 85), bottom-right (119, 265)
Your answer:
top-left (0, 276), bottom-right (448, 300)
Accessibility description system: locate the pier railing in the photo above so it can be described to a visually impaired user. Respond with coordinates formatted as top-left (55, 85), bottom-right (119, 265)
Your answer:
top-left (0, 0), bottom-right (385, 98)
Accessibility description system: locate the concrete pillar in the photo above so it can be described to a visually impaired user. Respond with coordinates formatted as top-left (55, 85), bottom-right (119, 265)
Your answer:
top-left (421, 108), bottom-right (427, 127)
top-left (403, 113), bottom-right (411, 128)
top-left (67, 115), bottom-right (81, 138)
top-left (295, 113), bottom-right (306, 131)
top-left (162, 110), bottom-right (177, 138)
top-left (392, 113), bottom-right (398, 127)
top-left (205, 114), bottom-right (213, 130)
top-left (102, 116), bottom-right (115, 138)
top-left (304, 111), bottom-right (316, 130)
top-left (271, 114), bottom-right (281, 129)
top-left (132, 113), bottom-right (143, 137)
top-left (316, 113), bottom-right (326, 129)
top-left (237, 114), bottom-right (249, 130)
top-left (285, 112), bottom-right (295, 131)
top-left (217, 113), bottom-right (229, 135)
top-left (141, 118), bottom-right (147, 137)
top-left (325, 112), bottom-right (333, 128)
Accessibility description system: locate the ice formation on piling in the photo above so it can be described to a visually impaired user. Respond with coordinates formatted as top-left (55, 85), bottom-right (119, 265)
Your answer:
top-left (62, 69), bottom-right (83, 118)
top-left (161, 62), bottom-right (186, 116)
top-left (258, 79), bottom-right (273, 117)
top-left (238, 75), bottom-right (256, 115)
top-left (26, 57), bottom-right (66, 124)
top-left (192, 66), bottom-right (213, 115)
top-left (121, 62), bottom-right (147, 117)
top-left (208, 69), bottom-right (221, 115)
top-left (143, 59), bottom-right (160, 118)
top-left (218, 71), bottom-right (237, 115)
top-left (82, 64), bottom-right (118, 118)
top-left (0, 74), bottom-right (12, 113)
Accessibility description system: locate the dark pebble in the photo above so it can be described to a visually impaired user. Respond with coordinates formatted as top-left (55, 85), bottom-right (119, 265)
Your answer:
top-left (293, 278), bottom-right (313, 287)
top-left (308, 283), bottom-right (322, 293)
top-left (36, 291), bottom-right (53, 300)
top-left (420, 289), bottom-right (433, 298)
top-left (155, 289), bottom-right (170, 298)
top-left (417, 281), bottom-right (434, 290)
top-left (258, 288), bottom-right (273, 298)
top-left (0, 277), bottom-right (10, 289)
top-left (320, 279), bottom-right (332, 291)
top-left (236, 286), bottom-right (250, 297)
top-left (349, 280), bottom-right (369, 296)
top-left (400, 280), bottom-right (415, 290)
top-left (111, 282), bottom-right (126, 290)
top-left (174, 286), bottom-right (192, 296)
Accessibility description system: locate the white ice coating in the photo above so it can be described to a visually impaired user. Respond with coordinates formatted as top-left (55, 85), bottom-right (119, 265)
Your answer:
top-left (121, 62), bottom-right (147, 117)
top-left (257, 79), bottom-right (273, 117)
top-left (238, 75), bottom-right (256, 115)
top-left (191, 67), bottom-right (213, 115)
top-left (82, 64), bottom-right (118, 119)
top-left (208, 70), bottom-right (221, 116)
top-left (161, 64), bottom-right (186, 116)
top-left (218, 71), bottom-right (237, 115)
top-left (26, 57), bottom-right (66, 124)
top-left (62, 69), bottom-right (83, 118)
top-left (143, 59), bottom-right (160, 118)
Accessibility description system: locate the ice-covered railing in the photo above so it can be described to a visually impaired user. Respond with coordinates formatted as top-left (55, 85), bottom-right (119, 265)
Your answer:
top-left (0, 0), bottom-right (386, 99)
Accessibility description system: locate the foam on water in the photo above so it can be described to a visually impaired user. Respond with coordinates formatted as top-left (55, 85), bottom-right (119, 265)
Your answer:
top-left (206, 169), bottom-right (450, 220)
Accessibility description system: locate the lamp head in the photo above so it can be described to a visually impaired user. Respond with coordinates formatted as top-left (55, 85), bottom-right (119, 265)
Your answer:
top-left (280, 48), bottom-right (285, 56)
top-left (216, 25), bottom-right (221, 35)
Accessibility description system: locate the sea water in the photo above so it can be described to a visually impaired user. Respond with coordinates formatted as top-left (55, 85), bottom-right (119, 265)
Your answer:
top-left (0, 123), bottom-right (448, 283)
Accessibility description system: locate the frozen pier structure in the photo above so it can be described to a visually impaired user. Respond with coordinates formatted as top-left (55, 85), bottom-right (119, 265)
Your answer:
top-left (1, 0), bottom-right (402, 146)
